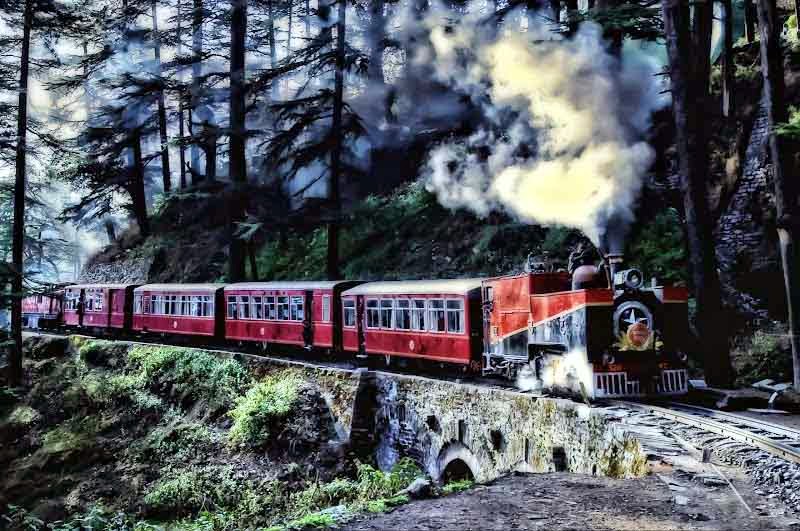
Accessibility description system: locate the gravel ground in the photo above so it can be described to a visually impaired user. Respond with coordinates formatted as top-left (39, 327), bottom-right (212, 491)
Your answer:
top-left (342, 472), bottom-right (798, 531)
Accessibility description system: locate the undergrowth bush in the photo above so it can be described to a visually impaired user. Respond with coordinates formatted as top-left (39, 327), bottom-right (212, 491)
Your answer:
top-left (126, 345), bottom-right (250, 412)
top-left (227, 371), bottom-right (303, 446)
top-left (289, 458), bottom-right (421, 518)
top-left (441, 479), bottom-right (474, 495)
top-left (143, 466), bottom-right (240, 515)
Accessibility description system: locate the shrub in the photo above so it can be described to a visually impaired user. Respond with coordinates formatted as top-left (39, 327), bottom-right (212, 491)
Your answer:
top-left (143, 466), bottom-right (239, 515)
top-left (441, 479), bottom-right (474, 495)
top-left (127, 345), bottom-right (250, 411)
top-left (227, 371), bottom-right (303, 446)
top-left (289, 458), bottom-right (422, 517)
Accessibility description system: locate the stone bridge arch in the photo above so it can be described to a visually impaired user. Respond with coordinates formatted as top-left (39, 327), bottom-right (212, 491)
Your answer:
top-left (433, 441), bottom-right (482, 484)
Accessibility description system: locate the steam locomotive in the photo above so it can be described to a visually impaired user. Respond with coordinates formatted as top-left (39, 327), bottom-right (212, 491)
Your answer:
top-left (22, 256), bottom-right (689, 399)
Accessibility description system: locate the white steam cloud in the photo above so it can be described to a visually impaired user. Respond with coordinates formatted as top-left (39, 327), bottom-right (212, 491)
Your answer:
top-left (419, 10), bottom-right (665, 247)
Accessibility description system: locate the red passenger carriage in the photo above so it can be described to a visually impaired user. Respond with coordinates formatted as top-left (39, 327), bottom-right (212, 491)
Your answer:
top-left (21, 292), bottom-right (63, 329)
top-left (223, 281), bottom-right (361, 349)
top-left (63, 284), bottom-right (138, 330)
top-left (133, 284), bottom-right (224, 337)
top-left (341, 279), bottom-right (483, 366)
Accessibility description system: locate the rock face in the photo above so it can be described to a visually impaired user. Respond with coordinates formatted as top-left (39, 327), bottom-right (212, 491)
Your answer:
top-left (79, 251), bottom-right (154, 284)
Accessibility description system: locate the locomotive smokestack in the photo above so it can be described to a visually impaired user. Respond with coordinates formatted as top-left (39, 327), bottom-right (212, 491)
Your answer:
top-left (605, 253), bottom-right (624, 289)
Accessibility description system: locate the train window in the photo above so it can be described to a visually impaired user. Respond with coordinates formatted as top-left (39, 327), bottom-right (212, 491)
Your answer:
top-left (428, 299), bottom-right (446, 332)
top-left (135, 295), bottom-right (143, 314)
top-left (366, 299), bottom-right (380, 328)
top-left (343, 299), bottom-right (356, 327)
top-left (446, 299), bottom-right (465, 334)
top-left (239, 296), bottom-right (251, 319)
top-left (202, 296), bottom-right (213, 317)
top-left (277, 296), bottom-right (290, 320)
top-left (86, 292), bottom-right (94, 312)
top-left (170, 295), bottom-right (179, 315)
top-left (252, 296), bottom-right (263, 319)
top-left (322, 296), bottom-right (331, 322)
top-left (484, 286), bottom-right (493, 302)
top-left (227, 296), bottom-right (238, 319)
top-left (411, 299), bottom-right (426, 331)
top-left (380, 299), bottom-right (394, 329)
top-left (190, 296), bottom-right (199, 316)
top-left (290, 296), bottom-right (304, 321)
top-left (395, 299), bottom-right (411, 330)
top-left (143, 296), bottom-right (150, 314)
top-left (265, 296), bottom-right (277, 320)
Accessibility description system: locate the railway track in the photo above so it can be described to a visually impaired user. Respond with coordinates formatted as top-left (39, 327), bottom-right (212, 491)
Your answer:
top-left (612, 400), bottom-right (800, 465)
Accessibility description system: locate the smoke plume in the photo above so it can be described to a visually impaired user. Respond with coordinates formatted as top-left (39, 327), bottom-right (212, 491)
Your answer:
top-left (417, 8), bottom-right (665, 247)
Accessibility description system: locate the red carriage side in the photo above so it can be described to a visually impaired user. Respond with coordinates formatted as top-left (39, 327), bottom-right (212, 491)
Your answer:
top-left (223, 281), bottom-right (361, 349)
top-left (21, 291), bottom-right (63, 329)
top-left (133, 284), bottom-right (224, 337)
top-left (341, 279), bottom-right (483, 367)
top-left (62, 284), bottom-right (138, 329)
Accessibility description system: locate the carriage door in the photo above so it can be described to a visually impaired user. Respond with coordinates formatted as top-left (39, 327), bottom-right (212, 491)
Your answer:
top-left (78, 289), bottom-right (86, 327)
top-left (356, 296), bottom-right (366, 356)
top-left (303, 290), bottom-right (314, 348)
top-left (106, 288), bottom-right (115, 326)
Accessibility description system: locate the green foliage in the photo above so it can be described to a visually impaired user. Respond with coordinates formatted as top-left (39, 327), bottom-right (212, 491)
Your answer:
top-left (41, 417), bottom-right (99, 455)
top-left (139, 417), bottom-right (219, 462)
top-left (732, 323), bottom-right (794, 385)
top-left (6, 405), bottom-right (40, 426)
top-left (282, 511), bottom-right (336, 530)
top-left (2, 505), bottom-right (44, 531)
top-left (227, 371), bottom-right (303, 446)
top-left (626, 208), bottom-right (687, 285)
top-left (289, 458), bottom-right (421, 517)
top-left (441, 479), bottom-right (474, 495)
top-left (143, 466), bottom-right (240, 515)
top-left (126, 345), bottom-right (251, 412)
top-left (776, 106), bottom-right (800, 139)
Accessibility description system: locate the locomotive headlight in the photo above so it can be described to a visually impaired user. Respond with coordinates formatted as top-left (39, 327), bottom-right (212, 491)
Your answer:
top-left (614, 268), bottom-right (644, 290)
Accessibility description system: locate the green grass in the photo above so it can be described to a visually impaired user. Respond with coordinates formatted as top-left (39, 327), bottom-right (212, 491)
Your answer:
top-left (227, 371), bottom-right (303, 447)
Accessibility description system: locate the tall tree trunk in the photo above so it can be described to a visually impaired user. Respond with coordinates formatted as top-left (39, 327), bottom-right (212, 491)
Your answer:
top-left (745, 0), bottom-right (756, 43)
top-left (662, 0), bottom-right (732, 387)
top-left (229, 0), bottom-right (247, 183)
top-left (268, 0), bottom-right (278, 100)
top-left (228, 0), bottom-right (248, 281)
top-left (177, 0), bottom-right (188, 188)
top-left (597, 0), bottom-right (623, 53)
top-left (204, 124), bottom-right (217, 181)
top-left (248, 242), bottom-right (258, 280)
top-left (565, 0), bottom-right (578, 34)
top-left (549, 0), bottom-right (560, 22)
top-left (327, 0), bottom-right (346, 281)
top-left (104, 220), bottom-right (116, 243)
top-left (8, 0), bottom-right (33, 388)
top-left (305, 0), bottom-right (310, 38)
top-left (191, 0), bottom-right (203, 181)
top-left (367, 0), bottom-right (385, 84)
top-left (721, 0), bottom-right (735, 118)
top-left (757, 0), bottom-right (800, 391)
top-left (152, 0), bottom-right (172, 193)
top-left (131, 132), bottom-right (150, 237)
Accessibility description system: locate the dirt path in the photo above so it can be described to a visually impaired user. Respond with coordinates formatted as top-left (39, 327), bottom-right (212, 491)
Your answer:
top-left (343, 472), bottom-right (799, 531)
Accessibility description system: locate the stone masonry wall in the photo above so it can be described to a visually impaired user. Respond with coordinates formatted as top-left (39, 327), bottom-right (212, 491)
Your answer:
top-left (715, 96), bottom-right (777, 277)
top-left (372, 374), bottom-right (647, 483)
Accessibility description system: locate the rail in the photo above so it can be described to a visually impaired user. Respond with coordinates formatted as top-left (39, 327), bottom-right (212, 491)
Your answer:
top-left (612, 400), bottom-right (800, 465)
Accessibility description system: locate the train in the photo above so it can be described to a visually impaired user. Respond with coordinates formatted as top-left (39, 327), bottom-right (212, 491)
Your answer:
top-left (21, 257), bottom-right (690, 399)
